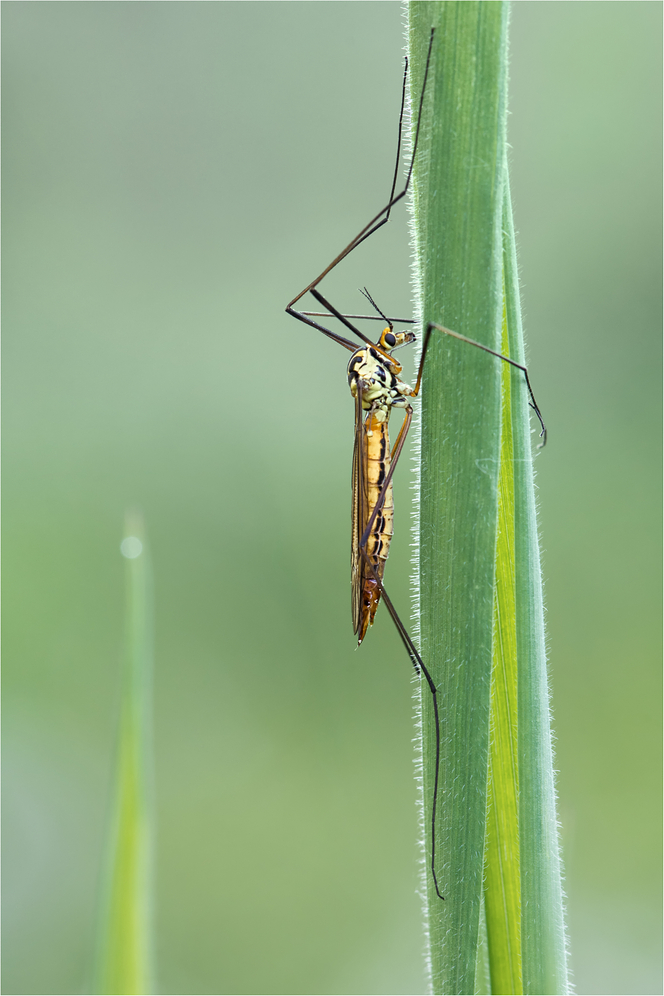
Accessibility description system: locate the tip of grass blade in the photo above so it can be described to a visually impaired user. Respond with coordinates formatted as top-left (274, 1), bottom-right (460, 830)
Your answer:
top-left (95, 510), bottom-right (154, 996)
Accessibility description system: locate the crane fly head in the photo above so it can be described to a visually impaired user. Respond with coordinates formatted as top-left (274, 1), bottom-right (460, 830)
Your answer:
top-left (378, 327), bottom-right (416, 352)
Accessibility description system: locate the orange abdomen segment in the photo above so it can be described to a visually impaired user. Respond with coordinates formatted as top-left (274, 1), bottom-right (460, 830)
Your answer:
top-left (357, 413), bottom-right (394, 643)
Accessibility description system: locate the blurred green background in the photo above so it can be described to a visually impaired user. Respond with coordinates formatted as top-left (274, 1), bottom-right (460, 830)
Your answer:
top-left (3, 2), bottom-right (661, 994)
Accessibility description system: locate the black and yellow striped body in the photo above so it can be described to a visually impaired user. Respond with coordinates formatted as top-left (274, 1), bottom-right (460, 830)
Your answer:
top-left (347, 329), bottom-right (415, 644)
top-left (353, 410), bottom-right (394, 642)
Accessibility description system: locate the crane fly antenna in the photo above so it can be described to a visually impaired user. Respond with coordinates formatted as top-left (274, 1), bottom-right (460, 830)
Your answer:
top-left (359, 287), bottom-right (393, 330)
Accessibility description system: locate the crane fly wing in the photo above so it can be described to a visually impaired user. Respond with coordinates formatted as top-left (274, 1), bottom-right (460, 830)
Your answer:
top-left (351, 384), bottom-right (367, 635)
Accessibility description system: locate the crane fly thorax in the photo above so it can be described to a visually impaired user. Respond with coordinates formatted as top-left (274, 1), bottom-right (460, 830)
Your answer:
top-left (347, 345), bottom-right (414, 420)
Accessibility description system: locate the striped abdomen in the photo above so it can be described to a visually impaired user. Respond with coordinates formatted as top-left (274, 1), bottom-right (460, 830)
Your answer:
top-left (354, 410), bottom-right (394, 644)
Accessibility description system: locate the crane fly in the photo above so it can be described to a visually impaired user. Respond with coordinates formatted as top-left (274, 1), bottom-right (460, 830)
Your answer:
top-left (285, 28), bottom-right (546, 903)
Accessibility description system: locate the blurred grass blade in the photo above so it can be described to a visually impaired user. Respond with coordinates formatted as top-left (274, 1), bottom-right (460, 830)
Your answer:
top-left (408, 4), bottom-right (570, 993)
top-left (95, 511), bottom-right (154, 995)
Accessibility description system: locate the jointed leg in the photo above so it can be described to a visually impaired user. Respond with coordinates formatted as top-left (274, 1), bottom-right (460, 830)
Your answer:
top-left (358, 549), bottom-right (444, 901)
top-left (354, 390), bottom-right (442, 899)
top-left (286, 29), bottom-right (435, 316)
top-left (286, 305), bottom-right (357, 352)
top-left (301, 310), bottom-right (414, 325)
top-left (309, 289), bottom-right (374, 347)
top-left (413, 321), bottom-right (547, 446)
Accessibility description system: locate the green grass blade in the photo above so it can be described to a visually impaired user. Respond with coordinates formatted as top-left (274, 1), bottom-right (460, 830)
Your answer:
top-left (408, 4), bottom-right (570, 993)
top-left (484, 292), bottom-right (522, 993)
top-left (95, 511), bottom-right (155, 995)
top-left (502, 178), bottom-right (570, 995)
top-left (408, 4), bottom-right (510, 991)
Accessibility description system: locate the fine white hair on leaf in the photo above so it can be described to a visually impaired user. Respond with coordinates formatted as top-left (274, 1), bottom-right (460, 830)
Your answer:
top-left (402, 2), bottom-right (432, 990)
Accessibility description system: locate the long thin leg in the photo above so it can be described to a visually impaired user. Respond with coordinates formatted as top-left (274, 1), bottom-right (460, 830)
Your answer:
top-left (287, 307), bottom-right (357, 353)
top-left (412, 321), bottom-right (547, 447)
top-left (310, 288), bottom-right (374, 347)
top-left (382, 56), bottom-right (408, 227)
top-left (286, 28), bottom-right (435, 316)
top-left (355, 399), bottom-right (444, 900)
top-left (359, 548), bottom-right (444, 902)
top-left (292, 288), bottom-right (404, 354)
top-left (302, 283), bottom-right (415, 329)
top-left (344, 26), bottom-right (435, 257)
top-left (301, 311), bottom-right (415, 324)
